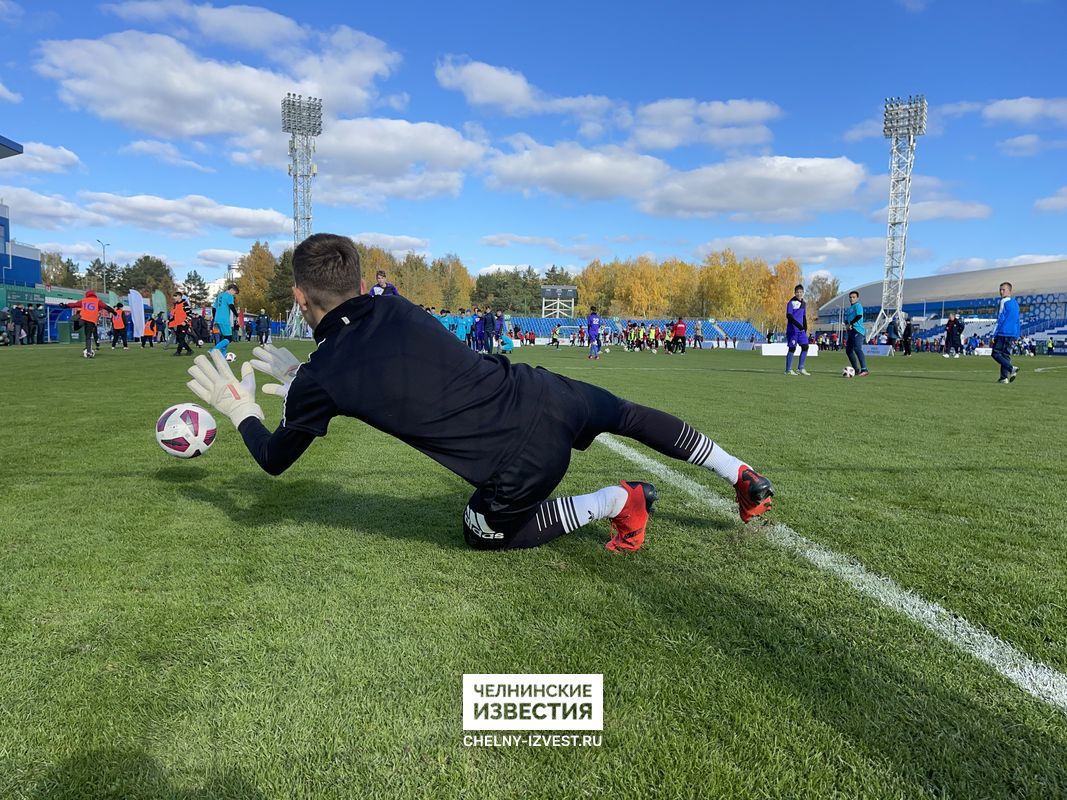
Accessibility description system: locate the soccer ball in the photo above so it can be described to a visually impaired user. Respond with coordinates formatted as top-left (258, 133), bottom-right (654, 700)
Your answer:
top-left (650, 348), bottom-right (657, 355)
top-left (83, 349), bottom-right (95, 359)
top-left (604, 347), bottom-right (611, 354)
top-left (156, 403), bottom-right (217, 458)
top-left (225, 352), bottom-right (237, 362)
top-left (842, 366), bottom-right (856, 378)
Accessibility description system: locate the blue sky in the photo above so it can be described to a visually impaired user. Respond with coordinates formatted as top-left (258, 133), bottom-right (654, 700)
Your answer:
top-left (1, 0), bottom-right (1065, 289)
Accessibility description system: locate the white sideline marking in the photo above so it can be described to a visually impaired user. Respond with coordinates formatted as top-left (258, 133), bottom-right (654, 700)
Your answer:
top-left (597, 433), bottom-right (1067, 715)
top-left (1034, 365), bottom-right (1067, 373)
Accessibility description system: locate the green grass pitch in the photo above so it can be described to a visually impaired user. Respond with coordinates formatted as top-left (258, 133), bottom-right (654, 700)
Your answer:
top-left (1, 341), bottom-right (1065, 798)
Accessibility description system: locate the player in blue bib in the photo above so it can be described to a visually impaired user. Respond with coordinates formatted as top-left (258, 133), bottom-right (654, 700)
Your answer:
top-left (587, 307), bottom-right (602, 359)
top-left (211, 284), bottom-right (239, 358)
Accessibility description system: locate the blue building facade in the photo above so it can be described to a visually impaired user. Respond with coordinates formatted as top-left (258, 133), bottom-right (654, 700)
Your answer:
top-left (1, 134), bottom-right (43, 287)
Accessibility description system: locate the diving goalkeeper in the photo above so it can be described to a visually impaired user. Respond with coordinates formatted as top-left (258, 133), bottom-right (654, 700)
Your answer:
top-left (186, 234), bottom-right (773, 552)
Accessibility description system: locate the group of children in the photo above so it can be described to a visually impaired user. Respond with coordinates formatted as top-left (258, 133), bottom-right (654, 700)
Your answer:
top-left (60, 286), bottom-right (273, 359)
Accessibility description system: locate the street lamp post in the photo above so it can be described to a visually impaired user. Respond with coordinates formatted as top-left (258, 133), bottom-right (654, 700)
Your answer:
top-left (96, 239), bottom-right (110, 294)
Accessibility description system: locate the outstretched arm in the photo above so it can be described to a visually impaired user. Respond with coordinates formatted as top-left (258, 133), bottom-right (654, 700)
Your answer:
top-left (237, 419), bottom-right (314, 475)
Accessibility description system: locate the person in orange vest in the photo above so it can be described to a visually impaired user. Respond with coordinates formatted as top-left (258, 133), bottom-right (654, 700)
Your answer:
top-left (59, 289), bottom-right (114, 358)
top-left (168, 291), bottom-right (193, 356)
top-left (141, 315), bottom-right (156, 348)
top-left (110, 302), bottom-right (129, 350)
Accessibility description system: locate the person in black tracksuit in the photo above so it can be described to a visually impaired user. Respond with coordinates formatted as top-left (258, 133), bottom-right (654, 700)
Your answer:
top-left (186, 234), bottom-right (774, 553)
top-left (902, 317), bottom-right (913, 356)
top-left (256, 309), bottom-right (271, 345)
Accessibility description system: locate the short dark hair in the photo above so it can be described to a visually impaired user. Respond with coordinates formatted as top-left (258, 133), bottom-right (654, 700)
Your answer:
top-left (794, 284), bottom-right (804, 292)
top-left (293, 233), bottom-right (362, 305)
top-left (376, 270), bottom-right (387, 278)
top-left (227, 283), bottom-right (239, 292)
top-left (849, 290), bottom-right (859, 298)
top-left (1000, 281), bottom-right (1012, 291)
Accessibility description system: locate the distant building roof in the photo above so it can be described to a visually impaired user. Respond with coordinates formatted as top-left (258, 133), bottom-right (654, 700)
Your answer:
top-left (0, 135), bottom-right (23, 160)
top-left (820, 259), bottom-right (1067, 314)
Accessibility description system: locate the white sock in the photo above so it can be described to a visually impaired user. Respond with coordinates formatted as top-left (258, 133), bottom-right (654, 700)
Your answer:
top-left (568, 486), bottom-right (628, 530)
top-left (687, 433), bottom-right (745, 484)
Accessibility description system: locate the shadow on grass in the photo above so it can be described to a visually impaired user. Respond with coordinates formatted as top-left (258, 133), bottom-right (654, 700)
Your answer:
top-left (30, 747), bottom-right (263, 799)
top-left (594, 553), bottom-right (1067, 796)
top-left (154, 465), bottom-right (209, 483)
top-left (177, 476), bottom-right (467, 550)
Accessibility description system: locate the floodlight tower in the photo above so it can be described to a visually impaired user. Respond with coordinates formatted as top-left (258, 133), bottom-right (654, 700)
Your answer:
top-left (869, 95), bottom-right (927, 342)
top-left (281, 92), bottom-right (322, 337)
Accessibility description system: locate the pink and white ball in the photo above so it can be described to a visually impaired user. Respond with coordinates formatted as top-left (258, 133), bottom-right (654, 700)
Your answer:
top-left (156, 403), bottom-right (217, 458)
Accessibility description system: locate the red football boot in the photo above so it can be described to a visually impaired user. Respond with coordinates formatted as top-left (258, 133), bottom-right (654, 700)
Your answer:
top-left (606, 481), bottom-right (657, 552)
top-left (735, 465), bottom-right (773, 523)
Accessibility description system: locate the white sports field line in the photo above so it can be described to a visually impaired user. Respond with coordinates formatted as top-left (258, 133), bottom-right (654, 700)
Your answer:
top-left (597, 433), bottom-right (1067, 716)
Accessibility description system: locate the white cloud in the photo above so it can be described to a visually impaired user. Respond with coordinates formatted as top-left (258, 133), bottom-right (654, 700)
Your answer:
top-left (488, 139), bottom-right (868, 221)
top-left (435, 56), bottom-right (614, 135)
top-left (983, 97), bottom-right (1067, 127)
top-left (352, 232), bottom-right (429, 257)
top-left (0, 142), bottom-right (81, 173)
top-left (104, 0), bottom-right (307, 53)
top-left (481, 232), bottom-right (604, 260)
top-left (630, 98), bottom-right (781, 150)
top-left (0, 185), bottom-right (107, 230)
top-left (0, 78), bottom-right (20, 103)
top-left (998, 134), bottom-right (1067, 157)
top-left (79, 191), bottom-right (290, 237)
top-left (0, 0), bottom-right (22, 21)
top-left (478, 263), bottom-right (530, 276)
top-left (35, 241), bottom-right (153, 264)
top-left (1035, 186), bottom-right (1067, 213)
top-left (197, 248), bottom-right (244, 266)
top-left (641, 156), bottom-right (868, 221)
top-left (122, 139), bottom-right (214, 172)
top-left (315, 117), bottom-right (486, 208)
top-left (488, 136), bottom-right (669, 200)
top-left (864, 174), bottom-right (990, 222)
top-left (697, 235), bottom-right (886, 268)
top-left (843, 117), bottom-right (881, 142)
top-left (36, 25), bottom-right (398, 140)
top-left (937, 254), bottom-right (1067, 274)
top-left (869, 199), bottom-right (991, 222)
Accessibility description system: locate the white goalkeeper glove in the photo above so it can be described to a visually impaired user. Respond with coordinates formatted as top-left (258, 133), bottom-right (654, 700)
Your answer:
top-left (249, 343), bottom-right (302, 398)
top-left (186, 350), bottom-right (265, 428)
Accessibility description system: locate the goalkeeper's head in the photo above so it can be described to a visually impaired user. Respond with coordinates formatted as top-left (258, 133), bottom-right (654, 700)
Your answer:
top-left (292, 233), bottom-right (364, 327)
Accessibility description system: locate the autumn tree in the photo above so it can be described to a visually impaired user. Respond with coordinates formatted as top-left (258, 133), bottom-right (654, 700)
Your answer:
top-left (41, 252), bottom-right (80, 288)
top-left (431, 253), bottom-right (473, 311)
top-left (807, 272), bottom-right (841, 324)
top-left (237, 241), bottom-right (276, 312)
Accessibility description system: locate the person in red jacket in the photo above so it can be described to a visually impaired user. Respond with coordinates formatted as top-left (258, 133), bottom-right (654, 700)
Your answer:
top-left (60, 289), bottom-right (114, 358)
top-left (670, 317), bottom-right (687, 354)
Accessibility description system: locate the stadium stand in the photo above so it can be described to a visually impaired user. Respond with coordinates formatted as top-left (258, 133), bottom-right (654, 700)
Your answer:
top-left (506, 316), bottom-right (765, 343)
top-left (819, 259), bottom-right (1067, 344)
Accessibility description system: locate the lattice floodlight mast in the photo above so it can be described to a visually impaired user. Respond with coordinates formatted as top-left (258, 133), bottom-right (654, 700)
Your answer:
top-left (870, 95), bottom-right (927, 342)
top-left (281, 92), bottom-right (322, 338)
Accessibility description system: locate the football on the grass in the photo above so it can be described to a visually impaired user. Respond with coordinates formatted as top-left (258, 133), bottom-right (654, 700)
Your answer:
top-left (156, 403), bottom-right (217, 458)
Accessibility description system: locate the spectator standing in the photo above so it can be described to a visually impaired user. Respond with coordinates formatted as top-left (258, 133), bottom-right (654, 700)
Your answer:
top-left (902, 316), bottom-right (913, 356)
top-left (34, 304), bottom-right (47, 344)
top-left (991, 281), bottom-right (1020, 384)
top-left (256, 308), bottom-right (271, 345)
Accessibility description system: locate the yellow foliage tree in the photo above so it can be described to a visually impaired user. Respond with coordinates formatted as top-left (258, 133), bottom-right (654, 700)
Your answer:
top-left (236, 241), bottom-right (276, 313)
